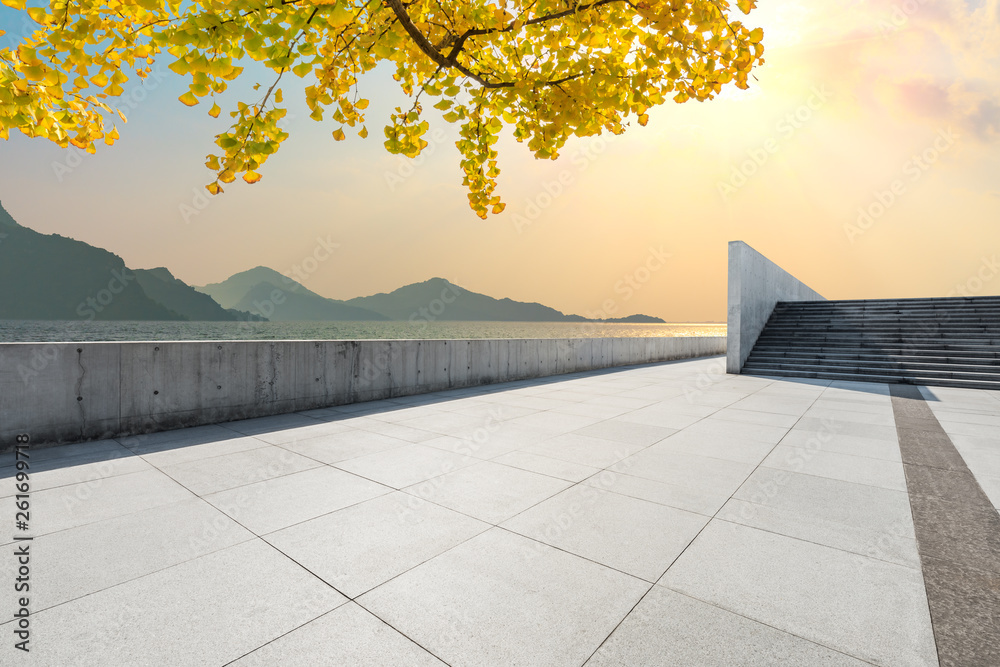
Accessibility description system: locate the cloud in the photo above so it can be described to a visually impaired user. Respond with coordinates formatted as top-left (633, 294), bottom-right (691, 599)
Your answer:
top-left (766, 0), bottom-right (1000, 141)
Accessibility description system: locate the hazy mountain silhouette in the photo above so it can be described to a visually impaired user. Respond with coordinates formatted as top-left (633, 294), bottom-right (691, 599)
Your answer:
top-left (0, 205), bottom-right (666, 324)
top-left (196, 267), bottom-right (389, 321)
top-left (0, 203), bottom-right (184, 321)
top-left (347, 277), bottom-right (590, 322)
top-left (133, 268), bottom-right (246, 321)
top-left (199, 270), bottom-right (666, 323)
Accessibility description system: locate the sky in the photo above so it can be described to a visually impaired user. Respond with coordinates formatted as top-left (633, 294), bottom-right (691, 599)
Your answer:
top-left (1, 0), bottom-right (999, 322)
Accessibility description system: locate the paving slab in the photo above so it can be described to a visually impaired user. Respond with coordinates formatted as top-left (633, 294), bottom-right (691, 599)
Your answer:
top-left (661, 520), bottom-right (938, 667)
top-left (126, 435), bottom-right (270, 468)
top-left (252, 420), bottom-right (353, 445)
top-left (581, 469), bottom-right (731, 516)
top-left (491, 450), bottom-right (601, 482)
top-left (12, 540), bottom-right (345, 666)
top-left (159, 445), bottom-right (322, 495)
top-left (403, 461), bottom-right (571, 524)
top-left (524, 433), bottom-right (646, 469)
top-left (265, 491), bottom-right (489, 598)
top-left (279, 429), bottom-right (411, 464)
top-left (333, 443), bottom-right (479, 489)
top-left (586, 586), bottom-right (870, 667)
top-left (223, 413), bottom-right (323, 435)
top-left (17, 468), bottom-right (194, 535)
top-left (204, 466), bottom-right (393, 535)
top-left (778, 428), bottom-right (902, 462)
top-left (509, 410), bottom-right (605, 434)
top-left (503, 485), bottom-right (708, 581)
top-left (722, 466), bottom-right (919, 568)
top-left (0, 450), bottom-right (150, 497)
top-left (618, 444), bottom-right (757, 493)
top-left (655, 430), bottom-right (777, 465)
top-left (671, 417), bottom-right (790, 444)
top-left (358, 528), bottom-right (649, 667)
top-left (571, 419), bottom-right (676, 446)
top-left (0, 497), bottom-right (253, 612)
top-left (762, 444), bottom-right (908, 491)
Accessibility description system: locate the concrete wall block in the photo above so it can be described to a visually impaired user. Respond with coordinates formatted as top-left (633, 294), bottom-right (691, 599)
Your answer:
top-left (467, 340), bottom-right (498, 387)
top-left (418, 341), bottom-right (452, 392)
top-left (352, 341), bottom-right (393, 402)
top-left (1, 343), bottom-right (120, 444)
top-left (319, 341), bottom-right (354, 405)
top-left (537, 339), bottom-right (557, 378)
top-left (517, 339), bottom-right (534, 380)
top-left (448, 340), bottom-right (473, 389)
top-left (388, 340), bottom-right (419, 396)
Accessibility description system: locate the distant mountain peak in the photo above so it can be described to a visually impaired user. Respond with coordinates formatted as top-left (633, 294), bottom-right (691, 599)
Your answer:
top-left (0, 201), bottom-right (21, 229)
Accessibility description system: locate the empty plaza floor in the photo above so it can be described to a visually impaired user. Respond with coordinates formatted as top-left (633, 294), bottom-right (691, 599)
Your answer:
top-left (2, 355), bottom-right (999, 666)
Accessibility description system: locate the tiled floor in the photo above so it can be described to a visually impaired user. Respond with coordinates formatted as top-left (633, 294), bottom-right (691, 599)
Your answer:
top-left (3, 355), bottom-right (998, 665)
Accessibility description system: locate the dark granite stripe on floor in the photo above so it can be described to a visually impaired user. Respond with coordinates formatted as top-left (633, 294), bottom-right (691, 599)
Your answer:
top-left (889, 384), bottom-right (1000, 667)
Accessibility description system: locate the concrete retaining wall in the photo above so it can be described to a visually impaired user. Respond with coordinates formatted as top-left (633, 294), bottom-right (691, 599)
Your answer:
top-left (1, 336), bottom-right (726, 447)
top-left (727, 241), bottom-right (824, 373)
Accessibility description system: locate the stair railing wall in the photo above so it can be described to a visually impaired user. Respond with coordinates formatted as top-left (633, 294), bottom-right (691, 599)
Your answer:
top-left (726, 241), bottom-right (826, 373)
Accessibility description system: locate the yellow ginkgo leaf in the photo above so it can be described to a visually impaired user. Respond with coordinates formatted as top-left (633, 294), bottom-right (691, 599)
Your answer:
top-left (274, 88), bottom-right (283, 103)
top-left (209, 102), bottom-right (221, 118)
top-left (178, 92), bottom-right (199, 107)
top-left (329, 3), bottom-right (353, 28)
top-left (206, 182), bottom-right (223, 195)
top-left (26, 6), bottom-right (46, 23)
top-left (243, 171), bottom-right (262, 184)
top-left (332, 128), bottom-right (346, 141)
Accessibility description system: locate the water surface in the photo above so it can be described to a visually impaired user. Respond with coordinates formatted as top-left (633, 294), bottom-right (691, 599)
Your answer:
top-left (0, 320), bottom-right (726, 342)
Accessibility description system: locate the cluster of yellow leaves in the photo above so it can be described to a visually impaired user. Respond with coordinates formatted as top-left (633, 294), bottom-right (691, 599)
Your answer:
top-left (0, 0), bottom-right (764, 218)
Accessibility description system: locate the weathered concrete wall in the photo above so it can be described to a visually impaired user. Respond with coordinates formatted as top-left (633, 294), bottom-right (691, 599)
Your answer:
top-left (1, 336), bottom-right (725, 447)
top-left (727, 241), bottom-right (824, 373)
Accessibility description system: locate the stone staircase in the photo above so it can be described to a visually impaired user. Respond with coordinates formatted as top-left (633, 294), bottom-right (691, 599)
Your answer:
top-left (741, 296), bottom-right (1000, 389)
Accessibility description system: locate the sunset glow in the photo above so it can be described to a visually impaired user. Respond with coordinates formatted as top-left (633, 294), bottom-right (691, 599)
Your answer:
top-left (1, 0), bottom-right (998, 321)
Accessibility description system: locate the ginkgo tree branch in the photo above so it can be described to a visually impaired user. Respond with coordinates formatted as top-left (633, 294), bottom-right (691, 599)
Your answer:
top-left (386, 0), bottom-right (622, 89)
top-left (0, 0), bottom-right (765, 218)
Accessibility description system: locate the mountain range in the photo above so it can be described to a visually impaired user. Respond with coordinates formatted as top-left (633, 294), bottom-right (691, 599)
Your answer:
top-left (0, 203), bottom-right (665, 324)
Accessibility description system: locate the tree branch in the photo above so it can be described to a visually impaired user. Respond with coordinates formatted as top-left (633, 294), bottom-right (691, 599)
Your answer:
top-left (385, 0), bottom-right (624, 90)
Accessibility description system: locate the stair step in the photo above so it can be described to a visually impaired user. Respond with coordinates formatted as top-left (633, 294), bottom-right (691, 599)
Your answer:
top-left (743, 295), bottom-right (1000, 390)
top-left (742, 368), bottom-right (1000, 391)
top-left (742, 360), bottom-right (1000, 380)
top-left (775, 296), bottom-right (1000, 307)
top-left (746, 352), bottom-right (1000, 366)
top-left (750, 345), bottom-right (1000, 359)
top-left (745, 356), bottom-right (1000, 374)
